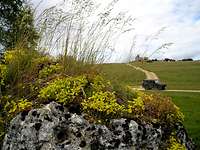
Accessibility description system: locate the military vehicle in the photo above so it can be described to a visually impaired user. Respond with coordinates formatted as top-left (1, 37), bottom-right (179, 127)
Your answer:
top-left (142, 79), bottom-right (166, 90)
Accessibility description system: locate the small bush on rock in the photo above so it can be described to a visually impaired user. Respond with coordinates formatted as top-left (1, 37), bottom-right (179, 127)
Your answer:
top-left (84, 75), bottom-right (112, 97)
top-left (90, 75), bottom-right (111, 92)
top-left (0, 96), bottom-right (32, 144)
top-left (39, 63), bottom-right (63, 78)
top-left (32, 56), bottom-right (51, 67)
top-left (2, 48), bottom-right (40, 85)
top-left (38, 76), bottom-right (88, 105)
top-left (126, 96), bottom-right (145, 117)
top-left (142, 93), bottom-right (184, 127)
top-left (1, 97), bottom-right (32, 119)
top-left (82, 91), bottom-right (125, 118)
top-left (29, 56), bottom-right (52, 75)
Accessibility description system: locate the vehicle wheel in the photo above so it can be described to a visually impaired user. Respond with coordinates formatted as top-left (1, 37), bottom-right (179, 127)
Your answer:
top-left (158, 86), bottom-right (165, 90)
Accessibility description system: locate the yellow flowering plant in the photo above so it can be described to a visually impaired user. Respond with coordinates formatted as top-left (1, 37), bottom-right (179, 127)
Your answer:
top-left (4, 98), bottom-right (32, 117)
top-left (38, 76), bottom-right (88, 105)
top-left (167, 134), bottom-right (186, 150)
top-left (0, 96), bottom-right (32, 144)
top-left (127, 96), bottom-right (145, 116)
top-left (39, 63), bottom-right (63, 78)
top-left (82, 91), bottom-right (125, 117)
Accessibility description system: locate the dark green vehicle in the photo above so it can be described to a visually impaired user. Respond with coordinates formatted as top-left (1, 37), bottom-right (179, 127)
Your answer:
top-left (142, 79), bottom-right (166, 90)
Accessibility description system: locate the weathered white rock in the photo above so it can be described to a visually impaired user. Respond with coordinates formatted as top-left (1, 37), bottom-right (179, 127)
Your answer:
top-left (2, 102), bottom-right (166, 150)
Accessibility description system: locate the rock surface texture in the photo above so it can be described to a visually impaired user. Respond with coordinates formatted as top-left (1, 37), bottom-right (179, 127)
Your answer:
top-left (175, 123), bottom-right (196, 150)
top-left (2, 102), bottom-right (193, 150)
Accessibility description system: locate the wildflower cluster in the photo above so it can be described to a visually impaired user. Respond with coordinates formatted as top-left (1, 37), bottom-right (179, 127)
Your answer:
top-left (39, 64), bottom-right (63, 78)
top-left (82, 91), bottom-right (125, 117)
top-left (127, 96), bottom-right (144, 115)
top-left (0, 96), bottom-right (32, 143)
top-left (1, 97), bottom-right (32, 118)
top-left (38, 76), bottom-right (88, 105)
top-left (4, 51), bottom-right (15, 64)
top-left (90, 75), bottom-right (111, 92)
top-left (38, 74), bottom-right (183, 127)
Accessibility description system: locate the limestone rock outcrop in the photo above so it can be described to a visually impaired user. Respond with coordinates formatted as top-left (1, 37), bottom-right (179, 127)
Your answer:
top-left (2, 102), bottom-right (194, 150)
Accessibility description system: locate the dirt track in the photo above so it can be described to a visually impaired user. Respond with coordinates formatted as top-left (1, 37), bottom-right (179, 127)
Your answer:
top-left (127, 63), bottom-right (200, 93)
top-left (127, 64), bottom-right (159, 80)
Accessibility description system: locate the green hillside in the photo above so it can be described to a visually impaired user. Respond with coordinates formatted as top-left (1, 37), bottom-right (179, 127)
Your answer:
top-left (101, 63), bottom-right (145, 86)
top-left (132, 61), bottom-right (200, 90)
top-left (102, 61), bottom-right (200, 90)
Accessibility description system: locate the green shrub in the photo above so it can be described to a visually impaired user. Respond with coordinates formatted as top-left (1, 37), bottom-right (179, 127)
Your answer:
top-left (31, 56), bottom-right (52, 71)
top-left (1, 50), bottom-right (51, 98)
top-left (4, 51), bottom-right (15, 64)
top-left (90, 75), bottom-right (111, 91)
top-left (82, 80), bottom-right (145, 121)
top-left (1, 97), bottom-right (32, 119)
top-left (39, 64), bottom-right (63, 78)
top-left (0, 96), bottom-right (32, 122)
top-left (38, 76), bottom-right (88, 105)
top-left (3, 49), bottom-right (38, 84)
top-left (126, 96), bottom-right (145, 117)
top-left (22, 55), bottom-right (53, 81)
top-left (142, 93), bottom-right (184, 126)
top-left (84, 75), bottom-right (112, 97)
top-left (82, 91), bottom-right (125, 118)
top-left (0, 96), bottom-right (32, 144)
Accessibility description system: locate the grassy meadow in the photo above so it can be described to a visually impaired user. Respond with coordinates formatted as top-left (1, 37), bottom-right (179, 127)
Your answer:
top-left (100, 63), bottom-right (145, 86)
top-left (132, 61), bottom-right (200, 90)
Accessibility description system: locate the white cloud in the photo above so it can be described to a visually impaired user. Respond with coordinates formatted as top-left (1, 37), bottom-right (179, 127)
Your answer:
top-left (110, 0), bottom-right (200, 62)
top-left (31, 0), bottom-right (200, 62)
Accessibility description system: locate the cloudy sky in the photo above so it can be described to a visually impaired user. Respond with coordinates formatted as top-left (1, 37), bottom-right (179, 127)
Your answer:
top-left (31, 0), bottom-right (200, 62)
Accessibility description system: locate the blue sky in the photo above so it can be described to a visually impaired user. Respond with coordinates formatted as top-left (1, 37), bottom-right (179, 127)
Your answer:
top-left (31, 0), bottom-right (200, 62)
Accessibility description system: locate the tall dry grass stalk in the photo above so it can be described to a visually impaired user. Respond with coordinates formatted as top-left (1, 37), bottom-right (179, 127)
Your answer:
top-left (35, 0), bottom-right (135, 72)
